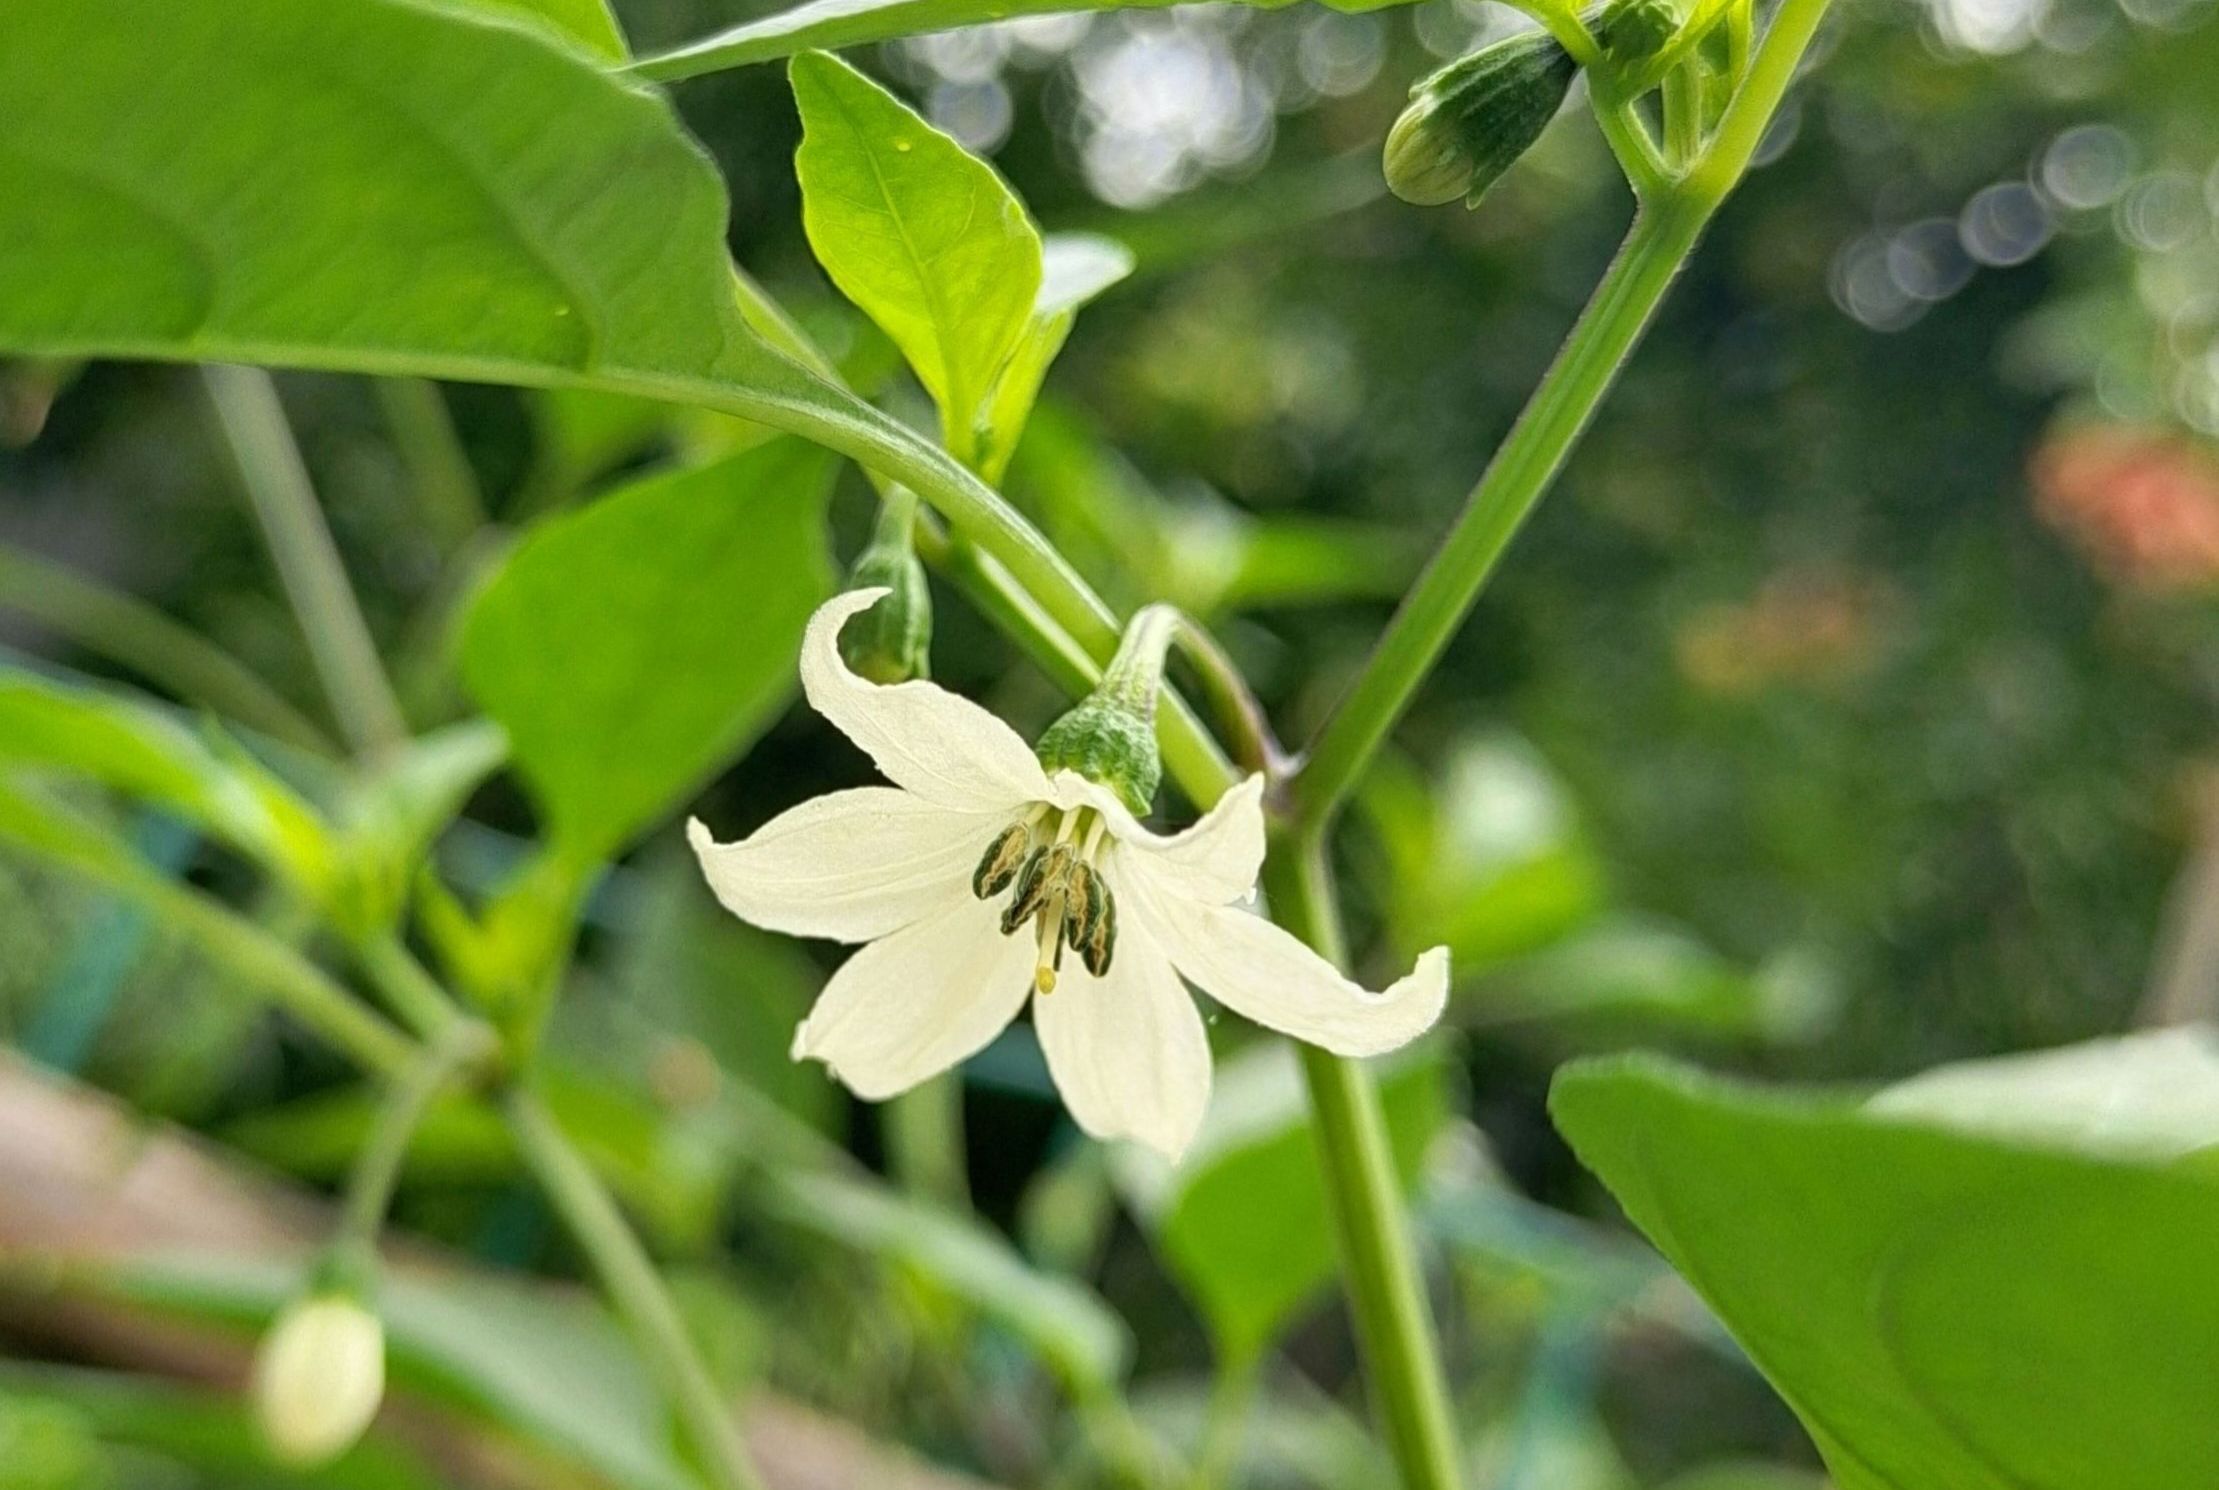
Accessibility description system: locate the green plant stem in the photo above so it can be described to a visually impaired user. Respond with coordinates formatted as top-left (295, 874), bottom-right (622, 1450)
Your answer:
top-left (1188, 1352), bottom-right (1262, 1490)
top-left (1591, 94), bottom-right (1670, 199)
top-left (336, 1016), bottom-right (490, 1248)
top-left (0, 541), bottom-right (335, 754)
top-left (373, 377), bottom-right (488, 551)
top-left (1294, 0), bottom-right (1832, 838)
top-left (1262, 838), bottom-right (1460, 1490)
top-left (1292, 192), bottom-right (1705, 836)
top-left (505, 1088), bottom-right (767, 1490)
top-left (202, 364), bottom-right (410, 756)
top-left (351, 930), bottom-right (465, 1043)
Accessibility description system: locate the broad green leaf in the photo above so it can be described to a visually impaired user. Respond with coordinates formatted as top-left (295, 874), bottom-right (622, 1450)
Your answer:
top-left (1125, 1046), bottom-right (1448, 1363)
top-left (1550, 1041), bottom-right (2219, 1490)
top-left (459, 443), bottom-right (833, 858)
top-left (0, 672), bottom-right (332, 889)
top-left (0, 0), bottom-right (949, 508)
top-left (975, 233), bottom-right (1134, 483)
top-left (766, 1168), bottom-right (1131, 1390)
top-left (791, 51), bottom-right (1042, 462)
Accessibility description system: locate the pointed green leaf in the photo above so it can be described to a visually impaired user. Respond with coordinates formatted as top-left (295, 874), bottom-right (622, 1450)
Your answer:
top-left (791, 51), bottom-right (1042, 462)
top-left (460, 444), bottom-right (833, 859)
top-left (975, 233), bottom-right (1134, 482)
top-left (1551, 1036), bottom-right (2219, 1490)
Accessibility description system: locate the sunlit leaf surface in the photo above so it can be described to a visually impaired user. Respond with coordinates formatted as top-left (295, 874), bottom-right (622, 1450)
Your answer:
top-left (1552, 1035), bottom-right (2219, 1489)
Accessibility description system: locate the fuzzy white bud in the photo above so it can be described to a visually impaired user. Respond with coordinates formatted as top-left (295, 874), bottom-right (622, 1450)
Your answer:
top-left (252, 1292), bottom-right (385, 1466)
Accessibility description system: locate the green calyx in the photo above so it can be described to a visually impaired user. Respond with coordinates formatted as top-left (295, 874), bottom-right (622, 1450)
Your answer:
top-left (1383, 31), bottom-right (1581, 209)
top-left (1036, 695), bottom-right (1162, 816)
top-left (1035, 603), bottom-right (1180, 816)
top-left (839, 489), bottom-right (933, 684)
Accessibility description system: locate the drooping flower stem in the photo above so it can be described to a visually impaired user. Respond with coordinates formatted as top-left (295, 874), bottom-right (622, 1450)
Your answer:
top-left (334, 1016), bottom-right (492, 1259)
top-left (347, 938), bottom-right (765, 1490)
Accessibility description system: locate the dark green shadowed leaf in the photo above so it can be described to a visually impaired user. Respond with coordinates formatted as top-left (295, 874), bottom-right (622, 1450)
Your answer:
top-left (1550, 1032), bottom-right (2219, 1490)
top-left (791, 50), bottom-right (1042, 463)
top-left (460, 443), bottom-right (834, 859)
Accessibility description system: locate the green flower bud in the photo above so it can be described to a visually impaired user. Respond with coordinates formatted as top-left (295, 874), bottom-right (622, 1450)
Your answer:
top-left (1599, 0), bottom-right (1678, 61)
top-left (1383, 32), bottom-right (1581, 209)
top-left (838, 491), bottom-right (933, 684)
top-left (1037, 695), bottom-right (1162, 816)
top-left (1033, 603), bottom-right (1181, 816)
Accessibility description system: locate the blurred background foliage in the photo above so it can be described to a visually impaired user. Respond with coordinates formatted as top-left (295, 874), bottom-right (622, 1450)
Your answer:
top-left (4, 0), bottom-right (2219, 1483)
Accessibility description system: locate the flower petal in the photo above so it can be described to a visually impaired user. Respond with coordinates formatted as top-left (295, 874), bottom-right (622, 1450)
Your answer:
top-left (689, 788), bottom-right (998, 943)
top-left (1033, 915), bottom-right (1212, 1161)
top-left (792, 893), bottom-right (1035, 1098)
top-left (1122, 865), bottom-right (1449, 1056)
top-left (1054, 771), bottom-right (1266, 905)
top-left (802, 589), bottom-right (1052, 812)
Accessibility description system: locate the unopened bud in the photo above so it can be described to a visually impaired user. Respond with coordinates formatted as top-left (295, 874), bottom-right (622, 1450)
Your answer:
top-left (1383, 32), bottom-right (1581, 209)
top-left (253, 1292), bottom-right (385, 1467)
top-left (839, 492), bottom-right (933, 684)
top-left (1035, 606), bottom-right (1179, 816)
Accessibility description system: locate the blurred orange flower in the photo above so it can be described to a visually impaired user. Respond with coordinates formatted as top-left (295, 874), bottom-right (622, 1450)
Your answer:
top-left (2032, 425), bottom-right (2219, 594)
top-left (1677, 569), bottom-right (1893, 696)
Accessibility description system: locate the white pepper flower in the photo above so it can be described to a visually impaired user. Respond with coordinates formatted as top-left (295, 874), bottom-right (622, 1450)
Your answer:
top-left (690, 590), bottom-right (1449, 1161)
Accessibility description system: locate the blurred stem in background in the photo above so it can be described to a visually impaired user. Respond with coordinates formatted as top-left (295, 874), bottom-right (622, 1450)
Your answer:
top-left (201, 364), bottom-right (409, 756)
top-left (507, 1088), bottom-right (771, 1490)
top-left (0, 541), bottom-right (335, 753)
top-left (333, 1014), bottom-right (492, 1257)
top-left (372, 377), bottom-right (487, 554)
